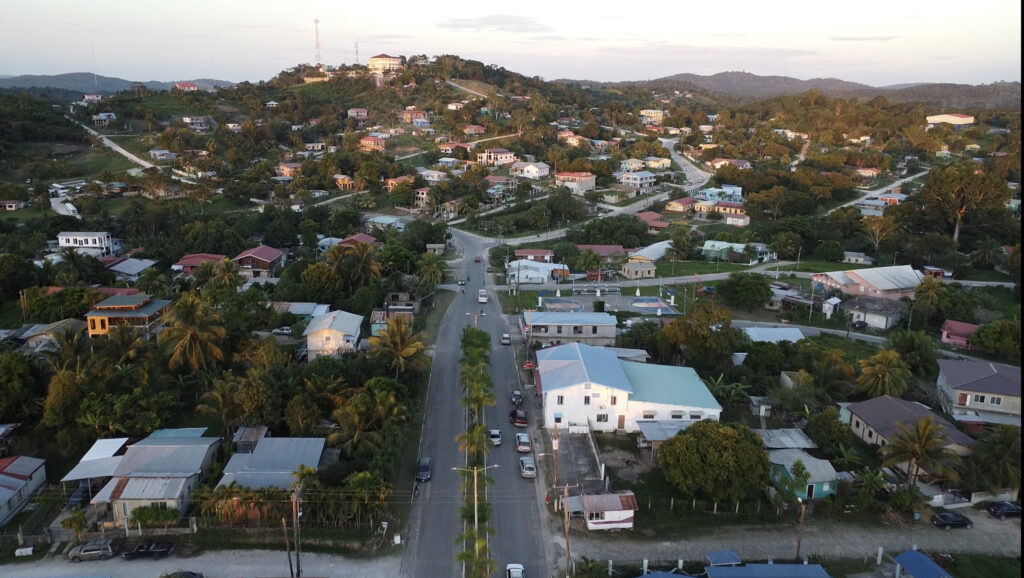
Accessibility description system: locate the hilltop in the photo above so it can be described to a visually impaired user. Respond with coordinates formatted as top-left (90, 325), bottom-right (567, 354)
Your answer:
top-left (0, 72), bottom-right (234, 94)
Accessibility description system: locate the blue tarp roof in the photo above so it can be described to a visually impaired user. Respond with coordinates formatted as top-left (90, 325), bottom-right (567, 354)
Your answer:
top-left (894, 550), bottom-right (952, 578)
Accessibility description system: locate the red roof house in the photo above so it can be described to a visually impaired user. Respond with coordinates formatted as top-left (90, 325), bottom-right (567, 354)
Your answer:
top-left (232, 245), bottom-right (285, 279)
top-left (940, 320), bottom-right (981, 349)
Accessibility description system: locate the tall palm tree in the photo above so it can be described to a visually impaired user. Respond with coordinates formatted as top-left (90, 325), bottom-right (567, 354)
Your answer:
top-left (104, 325), bottom-right (152, 366)
top-left (461, 382), bottom-right (497, 426)
top-left (369, 316), bottom-right (427, 378)
top-left (883, 416), bottom-right (961, 487)
top-left (343, 242), bottom-right (381, 291)
top-left (856, 349), bottom-right (912, 398)
top-left (456, 424), bottom-right (492, 465)
top-left (160, 292), bottom-right (227, 373)
top-left (54, 247), bottom-right (94, 285)
top-left (204, 258), bottom-right (244, 298)
top-left (197, 377), bottom-right (242, 441)
top-left (416, 253), bottom-right (448, 293)
top-left (968, 425), bottom-right (1021, 493)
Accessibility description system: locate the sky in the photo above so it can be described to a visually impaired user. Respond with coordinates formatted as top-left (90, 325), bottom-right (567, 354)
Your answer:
top-left (2, 0), bottom-right (1020, 87)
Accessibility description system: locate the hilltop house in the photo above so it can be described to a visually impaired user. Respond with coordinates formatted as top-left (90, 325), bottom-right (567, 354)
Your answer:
top-left (535, 343), bottom-right (722, 433)
top-left (555, 172), bottom-right (597, 195)
top-left (510, 161), bottom-right (550, 180)
top-left (57, 231), bottom-right (121, 257)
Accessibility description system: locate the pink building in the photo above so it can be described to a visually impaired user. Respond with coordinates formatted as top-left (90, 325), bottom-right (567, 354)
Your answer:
top-left (940, 320), bottom-right (980, 349)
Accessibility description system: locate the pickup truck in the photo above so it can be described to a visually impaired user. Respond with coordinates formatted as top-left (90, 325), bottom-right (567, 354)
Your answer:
top-left (122, 539), bottom-right (175, 560)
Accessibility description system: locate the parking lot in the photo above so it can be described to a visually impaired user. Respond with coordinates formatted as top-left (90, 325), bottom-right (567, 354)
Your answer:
top-left (551, 432), bottom-right (605, 495)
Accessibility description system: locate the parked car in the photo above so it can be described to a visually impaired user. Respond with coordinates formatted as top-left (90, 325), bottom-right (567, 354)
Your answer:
top-left (509, 409), bottom-right (527, 427)
top-left (486, 266), bottom-right (494, 273)
top-left (122, 539), bottom-right (175, 560)
top-left (506, 563), bottom-right (526, 578)
top-left (519, 456), bottom-right (536, 478)
top-left (67, 538), bottom-right (118, 562)
top-left (931, 511), bottom-right (972, 529)
top-left (488, 429), bottom-right (503, 446)
top-left (500, 333), bottom-right (511, 345)
top-left (850, 320), bottom-right (867, 330)
top-left (515, 433), bottom-right (532, 453)
top-left (271, 326), bottom-right (292, 335)
top-left (474, 256), bottom-right (481, 262)
top-left (988, 501), bottom-right (1022, 520)
top-left (416, 457), bottom-right (432, 482)
top-left (511, 390), bottom-right (523, 406)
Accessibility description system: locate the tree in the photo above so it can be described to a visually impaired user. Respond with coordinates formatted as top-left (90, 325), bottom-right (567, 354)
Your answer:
top-left (883, 416), bottom-right (961, 487)
top-left (920, 163), bottom-right (1011, 244)
top-left (160, 292), bottom-right (227, 373)
top-left (416, 252), bottom-right (448, 294)
top-left (805, 407), bottom-right (848, 456)
top-left (966, 425), bottom-right (1021, 494)
top-left (769, 231), bottom-right (802, 260)
top-left (575, 249), bottom-right (601, 273)
top-left (456, 424), bottom-right (492, 464)
top-left (369, 316), bottom-right (427, 378)
top-left (662, 301), bottom-right (742, 372)
top-left (971, 320), bottom-right (1021, 361)
top-left (861, 215), bottom-right (897, 254)
top-left (658, 421), bottom-right (769, 503)
top-left (197, 377), bottom-right (242, 441)
top-left (856, 349), bottom-right (912, 398)
top-left (61, 508), bottom-right (88, 540)
top-left (718, 272), bottom-right (772, 311)
top-left (885, 329), bottom-right (938, 379)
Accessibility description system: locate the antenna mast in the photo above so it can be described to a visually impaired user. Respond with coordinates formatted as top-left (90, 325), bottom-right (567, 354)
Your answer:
top-left (354, 41), bottom-right (359, 65)
top-left (314, 18), bottom-right (322, 67)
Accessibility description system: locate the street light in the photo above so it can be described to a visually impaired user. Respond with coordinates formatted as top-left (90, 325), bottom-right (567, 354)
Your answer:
top-left (794, 498), bottom-right (807, 562)
top-left (452, 464), bottom-right (499, 557)
top-left (466, 311), bottom-right (486, 327)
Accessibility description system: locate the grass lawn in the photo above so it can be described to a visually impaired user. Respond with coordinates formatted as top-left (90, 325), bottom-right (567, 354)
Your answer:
top-left (968, 285), bottom-right (1021, 321)
top-left (696, 223), bottom-right (743, 238)
top-left (0, 299), bottom-right (23, 329)
top-left (656, 260), bottom-right (750, 277)
top-left (812, 333), bottom-right (884, 364)
top-left (774, 260), bottom-right (868, 273)
top-left (958, 267), bottom-right (1012, 282)
top-left (947, 554), bottom-right (1022, 578)
top-left (66, 147), bottom-right (137, 177)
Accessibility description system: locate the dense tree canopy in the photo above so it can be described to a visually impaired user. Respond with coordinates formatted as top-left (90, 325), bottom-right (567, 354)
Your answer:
top-left (659, 421), bottom-right (769, 503)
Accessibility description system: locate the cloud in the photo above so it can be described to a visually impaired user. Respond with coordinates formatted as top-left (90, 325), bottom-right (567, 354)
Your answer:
top-left (829, 35), bottom-right (898, 42)
top-left (437, 14), bottom-right (552, 34)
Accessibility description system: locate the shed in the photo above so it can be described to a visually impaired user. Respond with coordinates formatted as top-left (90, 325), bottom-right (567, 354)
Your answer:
top-left (893, 549), bottom-right (952, 578)
top-left (578, 491), bottom-right (638, 530)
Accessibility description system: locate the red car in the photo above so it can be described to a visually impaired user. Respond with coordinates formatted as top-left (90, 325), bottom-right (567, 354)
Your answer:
top-left (509, 409), bottom-right (528, 427)
top-left (522, 361), bottom-right (535, 370)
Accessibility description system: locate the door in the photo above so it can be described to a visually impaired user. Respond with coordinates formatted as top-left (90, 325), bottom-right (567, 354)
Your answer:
top-left (617, 415), bottom-right (625, 430)
top-left (806, 484), bottom-right (815, 500)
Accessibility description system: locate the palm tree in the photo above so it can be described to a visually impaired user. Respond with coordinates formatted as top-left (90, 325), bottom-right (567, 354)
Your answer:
top-left (416, 253), bottom-right (448, 293)
top-left (854, 468), bottom-right (887, 497)
top-left (856, 349), bottom-right (912, 397)
top-left (104, 325), bottom-right (152, 366)
top-left (575, 249), bottom-right (601, 273)
top-left (456, 424), bottom-right (492, 465)
top-left (54, 247), bottom-right (93, 285)
top-left (883, 416), bottom-right (961, 487)
top-left (197, 377), bottom-right (242, 441)
top-left (461, 382), bottom-right (497, 425)
top-left (343, 242), bottom-right (381, 291)
top-left (369, 316), bottom-right (427, 378)
top-left (203, 258), bottom-right (244, 299)
top-left (970, 236), bottom-right (1006, 269)
top-left (886, 329), bottom-right (939, 379)
top-left (160, 291), bottom-right (227, 373)
top-left (968, 425), bottom-right (1021, 493)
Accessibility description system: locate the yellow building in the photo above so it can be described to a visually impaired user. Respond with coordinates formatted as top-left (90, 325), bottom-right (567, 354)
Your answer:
top-left (85, 294), bottom-right (171, 338)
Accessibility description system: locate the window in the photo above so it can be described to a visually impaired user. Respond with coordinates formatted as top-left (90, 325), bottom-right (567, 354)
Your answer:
top-left (556, 395), bottom-right (564, 405)
top-left (556, 326), bottom-right (563, 334)
top-left (588, 511), bottom-right (605, 521)
top-left (573, 326), bottom-right (582, 335)
top-left (554, 415), bottom-right (562, 424)
top-left (670, 412), bottom-right (683, 420)
top-left (596, 414), bottom-right (609, 423)
top-left (991, 397), bottom-right (1002, 406)
top-left (690, 413), bottom-right (702, 420)
top-left (853, 419), bottom-right (860, 429)
top-left (643, 411), bottom-right (655, 419)
top-left (584, 396), bottom-right (591, 405)
top-left (150, 502), bottom-right (168, 510)
top-left (610, 396), bottom-right (617, 406)
top-left (823, 482), bottom-right (830, 491)
top-left (867, 431), bottom-right (874, 440)
top-left (973, 394), bottom-right (986, 404)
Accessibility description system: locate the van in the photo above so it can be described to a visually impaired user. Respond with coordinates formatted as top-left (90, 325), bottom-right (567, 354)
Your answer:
top-left (477, 289), bottom-right (489, 304)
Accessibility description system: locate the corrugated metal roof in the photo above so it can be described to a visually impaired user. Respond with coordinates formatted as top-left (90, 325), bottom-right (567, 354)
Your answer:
top-left (846, 265), bottom-right (922, 291)
top-left (893, 549), bottom-right (952, 578)
top-left (217, 438), bottom-right (325, 490)
top-left (621, 362), bottom-right (721, 409)
top-left (117, 476), bottom-right (187, 500)
top-left (62, 456), bottom-right (123, 482)
top-left (754, 429), bottom-right (818, 449)
top-left (743, 327), bottom-right (805, 344)
top-left (706, 564), bottom-right (831, 577)
top-left (115, 437), bottom-right (219, 477)
top-left (768, 449), bottom-right (837, 484)
top-left (629, 240), bottom-right (672, 261)
top-left (303, 310), bottom-right (363, 337)
top-left (525, 312), bottom-right (617, 326)
top-left (537, 343), bottom-right (632, 394)
top-left (581, 491), bottom-right (637, 513)
top-left (635, 420), bottom-right (697, 442)
top-left (147, 428), bottom-right (208, 438)
top-left (0, 456), bottom-right (44, 479)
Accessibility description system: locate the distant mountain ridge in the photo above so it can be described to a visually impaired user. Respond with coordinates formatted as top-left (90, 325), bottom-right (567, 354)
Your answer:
top-left (559, 71), bottom-right (1021, 108)
top-left (0, 72), bottom-right (234, 94)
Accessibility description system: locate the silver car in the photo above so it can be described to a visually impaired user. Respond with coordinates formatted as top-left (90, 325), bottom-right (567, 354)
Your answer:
top-left (519, 456), bottom-right (536, 478)
top-left (488, 429), bottom-right (503, 446)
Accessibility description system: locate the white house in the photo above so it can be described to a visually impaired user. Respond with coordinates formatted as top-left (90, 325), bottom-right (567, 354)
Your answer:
top-left (506, 259), bottom-right (569, 284)
top-left (521, 312), bottom-right (618, 347)
top-left (619, 171), bottom-right (657, 193)
top-left (57, 231), bottom-right (121, 257)
top-left (576, 491), bottom-right (638, 531)
top-left (0, 456), bottom-right (46, 526)
top-left (303, 310), bottom-right (364, 360)
top-left (619, 158), bottom-right (645, 172)
top-left (537, 343), bottom-right (722, 432)
top-left (509, 161), bottom-right (551, 180)
top-left (555, 172), bottom-right (596, 195)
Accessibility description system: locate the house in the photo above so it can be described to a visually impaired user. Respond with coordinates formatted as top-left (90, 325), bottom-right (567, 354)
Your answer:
top-left (704, 563), bottom-right (831, 578)
top-left (232, 245), bottom-right (285, 279)
top-left (446, 102), bottom-right (465, 110)
top-left (555, 172), bottom-right (597, 195)
top-left (842, 251), bottom-right (876, 265)
top-left (265, 100), bottom-right (279, 108)
top-left (58, 231), bottom-right (121, 257)
top-left (893, 549), bottom-right (953, 578)
top-left (725, 214), bottom-right (750, 228)
top-left (854, 167), bottom-right (882, 179)
top-left (412, 117), bottom-right (431, 128)
top-left (575, 491), bottom-right (638, 531)
top-left (506, 260), bottom-right (570, 284)
top-left (812, 265), bottom-right (923, 301)
top-left (92, 112), bottom-right (117, 127)
top-left (347, 108), bottom-right (368, 120)
top-left (635, 211), bottom-right (669, 234)
top-left (620, 261), bottom-right (656, 280)
top-left (277, 162), bottom-right (303, 178)
top-left (172, 253), bottom-right (225, 276)
top-left (665, 197), bottom-right (696, 213)
top-left (359, 136), bottom-right (386, 152)
top-left (628, 240), bottom-right (672, 264)
top-left (397, 109), bottom-right (427, 124)
top-left (694, 185), bottom-right (743, 203)
top-left (385, 175), bottom-right (415, 192)
top-left (85, 293), bottom-right (171, 338)
top-left (438, 142), bottom-right (472, 154)
top-left (0, 200), bottom-right (25, 212)
top-left (218, 437), bottom-right (326, 490)
top-left (743, 327), bottom-right (804, 344)
top-left (513, 249), bottom-right (554, 263)
top-left (303, 310), bottom-right (364, 360)
top-left (463, 124), bottom-right (487, 136)
top-left (879, 192), bottom-right (908, 205)
top-left (477, 148), bottom-right (517, 166)
top-left (304, 142), bottom-right (326, 152)
top-left (368, 54), bottom-right (403, 73)
top-left (576, 244), bottom-right (627, 262)
top-left (437, 157), bottom-right (460, 169)
top-left (265, 301), bottom-right (331, 320)
top-left (173, 82), bottom-right (198, 91)
top-left (619, 171), bottom-right (657, 193)
top-left (619, 158), bottom-right (644, 172)
top-left (845, 395), bottom-right (974, 468)
top-left (644, 157), bottom-right (672, 171)
top-left (365, 215), bottom-right (407, 232)
top-left (149, 149), bottom-right (178, 161)
top-left (83, 93), bottom-right (103, 102)
top-left (939, 320), bottom-right (980, 349)
top-left (926, 113), bottom-right (975, 129)
top-left (536, 343), bottom-right (722, 432)
top-left (14, 318), bottom-right (87, 355)
top-left (768, 449), bottom-right (837, 501)
top-left (838, 295), bottom-right (905, 330)
top-left (521, 312), bottom-right (617, 346)
top-left (415, 187), bottom-right (432, 207)
top-left (638, 109), bottom-right (667, 125)
top-left (107, 257), bottom-right (158, 283)
top-left (707, 158), bottom-right (752, 170)
top-left (87, 429), bottom-right (220, 524)
top-left (0, 456), bottom-right (47, 526)
top-left (334, 174), bottom-right (358, 190)
top-left (936, 360), bottom-right (1021, 427)
top-left (0, 424), bottom-right (20, 458)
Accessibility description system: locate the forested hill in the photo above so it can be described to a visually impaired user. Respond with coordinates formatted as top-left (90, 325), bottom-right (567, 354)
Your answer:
top-left (0, 72), bottom-right (234, 94)
top-left (558, 71), bottom-right (1021, 109)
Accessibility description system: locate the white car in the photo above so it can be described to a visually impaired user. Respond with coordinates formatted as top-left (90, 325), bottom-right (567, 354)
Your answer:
top-left (506, 563), bottom-right (525, 578)
top-left (519, 456), bottom-right (536, 478)
top-left (515, 433), bottom-right (531, 453)
top-left (271, 327), bottom-right (292, 335)
top-left (488, 429), bottom-right (502, 446)
top-left (500, 333), bottom-right (511, 345)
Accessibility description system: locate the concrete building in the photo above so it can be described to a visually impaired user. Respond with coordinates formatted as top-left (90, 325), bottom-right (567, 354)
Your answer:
top-left (936, 360), bottom-right (1020, 427)
top-left (521, 312), bottom-right (617, 347)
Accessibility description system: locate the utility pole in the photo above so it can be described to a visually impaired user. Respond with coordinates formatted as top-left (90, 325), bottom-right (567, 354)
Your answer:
top-left (292, 486), bottom-right (302, 577)
top-left (282, 517), bottom-right (294, 578)
top-left (453, 465), bottom-right (498, 557)
top-left (794, 499), bottom-right (807, 562)
top-left (554, 482), bottom-right (574, 578)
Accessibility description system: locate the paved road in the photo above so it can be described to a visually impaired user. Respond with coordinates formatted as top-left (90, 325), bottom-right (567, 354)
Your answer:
top-left (827, 169), bottom-right (932, 214)
top-left (74, 120), bottom-right (155, 169)
top-left (402, 229), bottom-right (548, 577)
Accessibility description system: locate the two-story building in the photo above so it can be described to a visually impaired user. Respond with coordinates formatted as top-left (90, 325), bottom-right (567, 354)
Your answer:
top-left (231, 245), bottom-right (285, 280)
top-left (172, 253), bottom-right (226, 277)
top-left (555, 172), bottom-right (597, 195)
top-left (936, 360), bottom-right (1020, 427)
top-left (522, 312), bottom-right (617, 347)
top-left (536, 343), bottom-right (722, 433)
top-left (367, 54), bottom-right (403, 74)
top-left (619, 158), bottom-right (645, 172)
top-left (347, 108), bottom-right (368, 121)
top-left (85, 293), bottom-right (172, 338)
top-left (509, 161), bottom-right (550, 180)
top-left (513, 249), bottom-right (554, 263)
top-left (57, 231), bottom-right (121, 257)
top-left (619, 171), bottom-right (657, 193)
top-left (359, 136), bottom-right (386, 152)
top-left (476, 148), bottom-right (517, 166)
